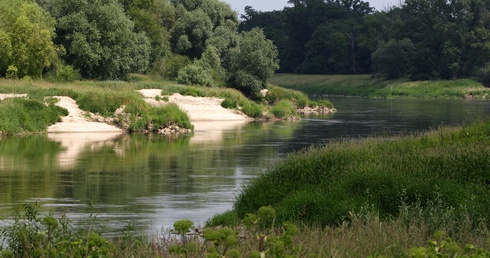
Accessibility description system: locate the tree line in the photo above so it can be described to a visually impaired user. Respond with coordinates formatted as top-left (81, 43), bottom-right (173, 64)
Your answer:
top-left (0, 0), bottom-right (279, 96)
top-left (240, 0), bottom-right (490, 85)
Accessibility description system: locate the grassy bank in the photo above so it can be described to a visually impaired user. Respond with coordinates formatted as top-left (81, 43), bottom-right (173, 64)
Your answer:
top-left (0, 76), bottom-right (330, 135)
top-left (270, 74), bottom-right (490, 99)
top-left (232, 121), bottom-right (490, 226)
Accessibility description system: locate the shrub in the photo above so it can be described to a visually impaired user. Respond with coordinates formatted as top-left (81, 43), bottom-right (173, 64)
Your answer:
top-left (242, 102), bottom-right (263, 118)
top-left (177, 64), bottom-right (213, 87)
top-left (48, 62), bottom-right (81, 82)
top-left (270, 100), bottom-right (297, 119)
top-left (0, 203), bottom-right (114, 257)
top-left (0, 98), bottom-right (68, 134)
top-left (221, 98), bottom-right (238, 109)
top-left (179, 86), bottom-right (204, 97)
top-left (5, 65), bottom-right (18, 79)
top-left (152, 55), bottom-right (191, 80)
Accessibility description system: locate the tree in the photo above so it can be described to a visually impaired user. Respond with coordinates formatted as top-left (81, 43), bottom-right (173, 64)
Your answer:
top-left (0, 0), bottom-right (57, 78)
top-left (43, 0), bottom-right (151, 80)
top-left (372, 38), bottom-right (414, 79)
top-left (170, 9), bottom-right (213, 59)
top-left (228, 28), bottom-right (279, 96)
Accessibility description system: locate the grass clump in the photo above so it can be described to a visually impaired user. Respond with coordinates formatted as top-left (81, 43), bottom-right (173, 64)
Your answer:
top-left (270, 100), bottom-right (297, 119)
top-left (0, 98), bottom-right (68, 134)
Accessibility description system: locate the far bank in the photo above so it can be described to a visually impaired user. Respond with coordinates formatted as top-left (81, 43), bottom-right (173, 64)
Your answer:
top-left (270, 74), bottom-right (490, 99)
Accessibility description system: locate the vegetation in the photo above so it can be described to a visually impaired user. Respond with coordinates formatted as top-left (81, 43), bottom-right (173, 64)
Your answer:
top-left (270, 74), bottom-right (490, 99)
top-left (0, 77), bottom-right (326, 134)
top-left (1, 201), bottom-right (489, 257)
top-left (0, 0), bottom-right (280, 98)
top-left (240, 0), bottom-right (490, 86)
top-left (0, 97), bottom-right (68, 134)
top-left (231, 121), bottom-right (490, 229)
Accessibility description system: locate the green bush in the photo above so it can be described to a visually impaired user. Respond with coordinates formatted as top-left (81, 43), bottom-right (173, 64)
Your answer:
top-left (270, 100), bottom-right (297, 119)
top-left (0, 98), bottom-right (68, 134)
top-left (179, 86), bottom-right (204, 97)
top-left (177, 64), bottom-right (213, 87)
top-left (265, 85), bottom-right (309, 108)
top-left (152, 55), bottom-right (191, 80)
top-left (221, 98), bottom-right (238, 109)
top-left (476, 64), bottom-right (490, 88)
top-left (48, 62), bottom-right (81, 82)
top-left (206, 210), bottom-right (240, 227)
top-left (0, 203), bottom-right (114, 257)
top-left (242, 102), bottom-right (263, 118)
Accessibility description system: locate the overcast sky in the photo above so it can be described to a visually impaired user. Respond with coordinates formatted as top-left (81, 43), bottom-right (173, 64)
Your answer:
top-left (222, 0), bottom-right (402, 15)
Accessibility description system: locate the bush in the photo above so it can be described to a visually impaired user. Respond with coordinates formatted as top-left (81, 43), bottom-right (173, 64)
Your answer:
top-left (221, 98), bottom-right (238, 109)
top-left (0, 203), bottom-right (114, 257)
top-left (5, 66), bottom-right (18, 79)
top-left (152, 55), bottom-right (191, 80)
top-left (179, 86), bottom-right (204, 97)
top-left (270, 100), bottom-right (297, 119)
top-left (177, 64), bottom-right (214, 86)
top-left (0, 98), bottom-right (68, 134)
top-left (48, 63), bottom-right (81, 82)
top-left (242, 102), bottom-right (263, 118)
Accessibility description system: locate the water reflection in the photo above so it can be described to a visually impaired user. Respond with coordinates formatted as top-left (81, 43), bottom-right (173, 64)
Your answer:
top-left (47, 132), bottom-right (124, 170)
top-left (1, 98), bottom-right (489, 235)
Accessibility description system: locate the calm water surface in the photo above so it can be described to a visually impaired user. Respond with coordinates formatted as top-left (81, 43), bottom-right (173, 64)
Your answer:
top-left (1, 97), bottom-right (489, 235)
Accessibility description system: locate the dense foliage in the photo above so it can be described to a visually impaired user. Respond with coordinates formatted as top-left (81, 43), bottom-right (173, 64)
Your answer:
top-left (0, 0), bottom-right (279, 96)
top-left (239, 0), bottom-right (490, 85)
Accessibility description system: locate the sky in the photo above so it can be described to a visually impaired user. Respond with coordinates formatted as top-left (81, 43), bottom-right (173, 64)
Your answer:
top-left (222, 0), bottom-right (401, 15)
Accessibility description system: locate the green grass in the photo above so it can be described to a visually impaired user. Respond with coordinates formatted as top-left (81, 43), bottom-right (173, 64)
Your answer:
top-left (0, 98), bottom-right (68, 134)
top-left (270, 74), bottom-right (490, 99)
top-left (232, 121), bottom-right (490, 231)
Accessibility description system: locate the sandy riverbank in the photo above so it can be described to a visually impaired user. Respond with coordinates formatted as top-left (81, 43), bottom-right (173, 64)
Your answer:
top-left (44, 89), bottom-right (250, 133)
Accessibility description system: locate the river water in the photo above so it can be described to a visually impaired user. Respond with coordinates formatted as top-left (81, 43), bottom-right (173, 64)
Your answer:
top-left (1, 97), bottom-right (489, 236)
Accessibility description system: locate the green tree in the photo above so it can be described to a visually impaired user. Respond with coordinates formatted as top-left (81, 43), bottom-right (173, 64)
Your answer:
top-left (228, 28), bottom-right (279, 96)
top-left (372, 38), bottom-right (414, 79)
top-left (0, 0), bottom-right (57, 78)
top-left (170, 9), bottom-right (213, 59)
top-left (119, 0), bottom-right (174, 64)
top-left (44, 0), bottom-right (151, 80)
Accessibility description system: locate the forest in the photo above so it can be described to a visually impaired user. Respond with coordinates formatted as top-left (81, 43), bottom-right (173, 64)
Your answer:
top-left (241, 0), bottom-right (490, 85)
top-left (3, 0), bottom-right (490, 91)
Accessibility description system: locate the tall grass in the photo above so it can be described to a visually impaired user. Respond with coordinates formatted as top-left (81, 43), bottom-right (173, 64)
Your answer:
top-left (2, 202), bottom-right (489, 257)
top-left (270, 74), bottom-right (490, 99)
top-left (0, 98), bottom-right (68, 134)
top-left (233, 121), bottom-right (490, 232)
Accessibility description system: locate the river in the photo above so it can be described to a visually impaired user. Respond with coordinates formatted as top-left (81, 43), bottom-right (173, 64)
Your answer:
top-left (0, 97), bottom-right (489, 236)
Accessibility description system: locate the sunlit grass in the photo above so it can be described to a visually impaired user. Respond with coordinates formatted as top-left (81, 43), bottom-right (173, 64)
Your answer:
top-left (270, 73), bottom-right (490, 99)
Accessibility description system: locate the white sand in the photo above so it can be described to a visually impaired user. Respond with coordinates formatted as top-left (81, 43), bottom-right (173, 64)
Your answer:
top-left (47, 96), bottom-right (123, 133)
top-left (138, 89), bottom-right (252, 121)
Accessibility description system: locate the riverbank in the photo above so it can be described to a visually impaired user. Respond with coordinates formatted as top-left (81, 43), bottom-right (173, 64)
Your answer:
top-left (270, 74), bottom-right (490, 99)
top-left (0, 78), bottom-right (335, 135)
